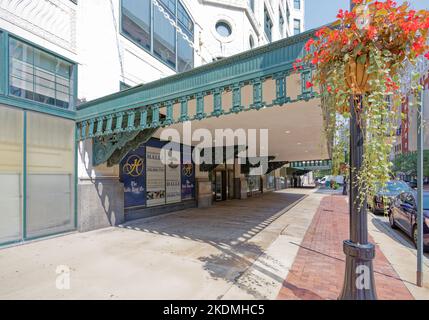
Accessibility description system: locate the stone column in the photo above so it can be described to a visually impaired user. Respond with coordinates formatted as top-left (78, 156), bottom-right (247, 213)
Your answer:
top-left (77, 139), bottom-right (125, 232)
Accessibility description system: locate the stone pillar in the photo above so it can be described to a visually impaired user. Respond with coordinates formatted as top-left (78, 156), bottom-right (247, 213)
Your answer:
top-left (261, 175), bottom-right (267, 193)
top-left (78, 177), bottom-right (124, 232)
top-left (233, 176), bottom-right (248, 200)
top-left (77, 139), bottom-right (124, 232)
top-left (196, 177), bottom-right (212, 208)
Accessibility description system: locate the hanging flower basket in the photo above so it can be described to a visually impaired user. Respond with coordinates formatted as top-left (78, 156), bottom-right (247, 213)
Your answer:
top-left (345, 55), bottom-right (370, 95)
top-left (297, 0), bottom-right (429, 204)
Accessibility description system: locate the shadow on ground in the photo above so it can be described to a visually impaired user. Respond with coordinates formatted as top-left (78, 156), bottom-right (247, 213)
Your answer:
top-left (371, 217), bottom-right (429, 261)
top-left (119, 192), bottom-right (307, 299)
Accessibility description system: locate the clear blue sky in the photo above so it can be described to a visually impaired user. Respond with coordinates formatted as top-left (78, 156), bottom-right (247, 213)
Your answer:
top-left (305, 0), bottom-right (429, 30)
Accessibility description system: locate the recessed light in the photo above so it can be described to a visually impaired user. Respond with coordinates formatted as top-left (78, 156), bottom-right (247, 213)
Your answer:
top-left (285, 130), bottom-right (291, 134)
top-left (297, 142), bottom-right (302, 145)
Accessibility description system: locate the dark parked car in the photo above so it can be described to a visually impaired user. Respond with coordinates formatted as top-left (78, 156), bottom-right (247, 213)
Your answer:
top-left (407, 179), bottom-right (418, 189)
top-left (370, 180), bottom-right (411, 215)
top-left (389, 191), bottom-right (429, 251)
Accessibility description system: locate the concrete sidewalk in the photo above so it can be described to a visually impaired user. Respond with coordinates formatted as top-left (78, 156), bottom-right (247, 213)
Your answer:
top-left (0, 190), bottom-right (321, 300)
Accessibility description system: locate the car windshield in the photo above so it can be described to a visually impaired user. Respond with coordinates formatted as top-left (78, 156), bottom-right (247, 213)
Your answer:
top-left (378, 181), bottom-right (409, 193)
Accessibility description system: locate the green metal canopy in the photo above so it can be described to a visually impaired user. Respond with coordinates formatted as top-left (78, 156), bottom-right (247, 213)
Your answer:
top-left (75, 29), bottom-right (325, 166)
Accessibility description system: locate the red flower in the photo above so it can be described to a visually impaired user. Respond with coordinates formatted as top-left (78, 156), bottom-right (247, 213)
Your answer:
top-left (425, 52), bottom-right (429, 60)
top-left (306, 81), bottom-right (314, 89)
top-left (305, 38), bottom-right (315, 52)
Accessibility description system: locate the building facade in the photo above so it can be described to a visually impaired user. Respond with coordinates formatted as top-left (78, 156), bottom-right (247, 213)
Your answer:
top-left (0, 0), bottom-right (311, 246)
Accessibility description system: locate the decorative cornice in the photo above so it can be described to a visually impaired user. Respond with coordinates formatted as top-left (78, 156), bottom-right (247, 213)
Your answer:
top-left (0, 0), bottom-right (76, 53)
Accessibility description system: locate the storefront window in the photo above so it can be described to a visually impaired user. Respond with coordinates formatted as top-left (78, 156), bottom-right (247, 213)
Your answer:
top-left (0, 106), bottom-right (23, 244)
top-left (26, 112), bottom-right (75, 238)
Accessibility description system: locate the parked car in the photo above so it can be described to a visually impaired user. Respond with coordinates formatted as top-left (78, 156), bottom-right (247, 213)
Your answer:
top-left (407, 179), bottom-right (418, 189)
top-left (319, 175), bottom-right (344, 186)
top-left (389, 191), bottom-right (429, 251)
top-left (369, 180), bottom-right (411, 214)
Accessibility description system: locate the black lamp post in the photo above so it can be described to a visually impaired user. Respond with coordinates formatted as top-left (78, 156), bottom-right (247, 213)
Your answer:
top-left (338, 1), bottom-right (378, 300)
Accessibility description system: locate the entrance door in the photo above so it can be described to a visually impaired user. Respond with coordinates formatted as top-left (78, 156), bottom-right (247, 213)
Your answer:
top-left (214, 171), bottom-right (228, 201)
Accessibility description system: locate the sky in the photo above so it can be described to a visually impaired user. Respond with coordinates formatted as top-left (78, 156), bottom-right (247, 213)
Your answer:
top-left (305, 0), bottom-right (429, 31)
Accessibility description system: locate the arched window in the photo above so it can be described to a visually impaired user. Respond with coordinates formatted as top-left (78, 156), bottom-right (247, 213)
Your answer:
top-left (121, 0), bottom-right (194, 72)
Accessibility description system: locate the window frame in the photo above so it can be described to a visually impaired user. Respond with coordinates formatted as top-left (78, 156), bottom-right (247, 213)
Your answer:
top-left (120, 0), bottom-right (194, 73)
top-left (293, 18), bottom-right (301, 35)
top-left (294, 0), bottom-right (301, 10)
top-left (6, 34), bottom-right (77, 111)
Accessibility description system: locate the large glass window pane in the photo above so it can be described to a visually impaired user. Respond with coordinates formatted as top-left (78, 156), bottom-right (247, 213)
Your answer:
top-left (294, 19), bottom-right (301, 35)
top-left (26, 112), bottom-right (75, 239)
top-left (153, 3), bottom-right (176, 68)
top-left (178, 32), bottom-right (193, 72)
top-left (9, 38), bottom-right (34, 100)
top-left (9, 38), bottom-right (74, 109)
top-left (122, 0), bottom-right (151, 51)
top-left (0, 106), bottom-right (23, 244)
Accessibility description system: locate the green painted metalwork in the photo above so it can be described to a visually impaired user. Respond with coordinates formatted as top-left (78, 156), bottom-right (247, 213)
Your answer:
top-left (74, 124), bottom-right (78, 230)
top-left (274, 72), bottom-right (291, 106)
top-left (126, 111), bottom-right (136, 132)
top-left (114, 112), bottom-right (124, 133)
top-left (22, 110), bottom-right (27, 240)
top-left (151, 105), bottom-right (160, 127)
top-left (298, 69), bottom-right (316, 101)
top-left (250, 78), bottom-right (264, 110)
top-left (95, 117), bottom-right (104, 136)
top-left (76, 29), bottom-right (316, 122)
top-left (231, 83), bottom-right (243, 113)
top-left (105, 114), bottom-right (113, 135)
top-left (212, 88), bottom-right (223, 117)
top-left (106, 128), bottom-right (158, 167)
top-left (164, 101), bottom-right (174, 125)
top-left (0, 31), bottom-right (7, 96)
top-left (179, 98), bottom-right (189, 122)
top-left (291, 159), bottom-right (332, 170)
top-left (93, 131), bottom-right (140, 167)
top-left (140, 109), bottom-right (148, 129)
top-left (88, 118), bottom-right (95, 138)
top-left (195, 93), bottom-right (206, 120)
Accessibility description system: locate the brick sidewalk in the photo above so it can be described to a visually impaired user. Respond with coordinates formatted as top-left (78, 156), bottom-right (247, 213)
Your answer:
top-left (277, 195), bottom-right (414, 300)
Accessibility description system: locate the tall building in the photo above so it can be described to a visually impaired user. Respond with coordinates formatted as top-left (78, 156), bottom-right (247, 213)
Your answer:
top-left (0, 0), bottom-right (320, 246)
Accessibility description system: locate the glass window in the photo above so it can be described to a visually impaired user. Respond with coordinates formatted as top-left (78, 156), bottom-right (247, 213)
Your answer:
top-left (264, 7), bottom-right (273, 42)
top-left (26, 112), bottom-right (75, 239)
top-left (216, 21), bottom-right (232, 37)
top-left (153, 3), bottom-right (176, 68)
top-left (294, 19), bottom-right (301, 35)
top-left (177, 2), bottom-right (194, 72)
top-left (279, 8), bottom-right (284, 37)
top-left (9, 38), bottom-right (74, 109)
top-left (0, 107), bottom-right (23, 244)
top-left (121, 0), bottom-right (151, 51)
top-left (248, 0), bottom-right (255, 12)
top-left (121, 0), bottom-right (194, 72)
top-left (294, 0), bottom-right (301, 10)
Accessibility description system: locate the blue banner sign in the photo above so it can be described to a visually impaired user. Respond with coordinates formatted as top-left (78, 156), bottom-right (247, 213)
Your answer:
top-left (120, 146), bottom-right (146, 208)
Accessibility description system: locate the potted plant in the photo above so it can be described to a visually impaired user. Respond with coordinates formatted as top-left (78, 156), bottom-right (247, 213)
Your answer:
top-left (298, 0), bottom-right (429, 205)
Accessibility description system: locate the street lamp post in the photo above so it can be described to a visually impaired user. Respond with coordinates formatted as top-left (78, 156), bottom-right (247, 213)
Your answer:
top-left (417, 88), bottom-right (425, 287)
top-left (338, 1), bottom-right (378, 300)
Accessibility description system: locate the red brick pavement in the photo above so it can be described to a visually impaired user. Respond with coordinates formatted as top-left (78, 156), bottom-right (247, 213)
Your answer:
top-left (277, 195), bottom-right (414, 300)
